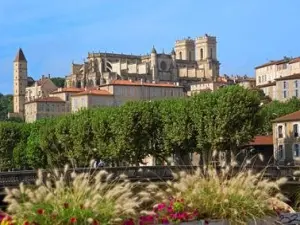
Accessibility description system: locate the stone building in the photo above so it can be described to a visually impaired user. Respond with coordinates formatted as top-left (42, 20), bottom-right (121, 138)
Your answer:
top-left (272, 111), bottom-right (300, 165)
top-left (8, 49), bottom-right (58, 120)
top-left (65, 34), bottom-right (220, 90)
top-left (71, 80), bottom-right (184, 112)
top-left (255, 57), bottom-right (300, 101)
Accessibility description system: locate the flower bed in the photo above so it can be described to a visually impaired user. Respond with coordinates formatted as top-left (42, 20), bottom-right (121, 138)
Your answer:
top-left (0, 162), bottom-right (293, 225)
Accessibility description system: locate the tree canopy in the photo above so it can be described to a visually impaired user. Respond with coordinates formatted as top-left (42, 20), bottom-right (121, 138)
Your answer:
top-left (0, 85), bottom-right (271, 170)
top-left (50, 77), bottom-right (66, 88)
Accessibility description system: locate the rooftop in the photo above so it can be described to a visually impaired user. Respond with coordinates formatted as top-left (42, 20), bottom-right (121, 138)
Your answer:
top-left (74, 89), bottom-right (113, 96)
top-left (106, 79), bottom-right (182, 88)
top-left (248, 135), bottom-right (273, 146)
top-left (25, 97), bottom-right (65, 104)
top-left (52, 87), bottom-right (84, 93)
top-left (273, 111), bottom-right (300, 123)
top-left (14, 48), bottom-right (27, 62)
top-left (275, 73), bottom-right (300, 81)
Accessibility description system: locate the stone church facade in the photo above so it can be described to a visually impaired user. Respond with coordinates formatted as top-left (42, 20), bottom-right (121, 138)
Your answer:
top-left (65, 34), bottom-right (220, 90)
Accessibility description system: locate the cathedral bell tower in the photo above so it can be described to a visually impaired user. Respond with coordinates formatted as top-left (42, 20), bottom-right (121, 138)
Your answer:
top-left (13, 48), bottom-right (28, 117)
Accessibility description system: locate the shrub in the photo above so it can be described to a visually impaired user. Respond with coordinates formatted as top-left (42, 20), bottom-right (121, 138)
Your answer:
top-left (145, 165), bottom-right (287, 224)
top-left (4, 164), bottom-right (142, 225)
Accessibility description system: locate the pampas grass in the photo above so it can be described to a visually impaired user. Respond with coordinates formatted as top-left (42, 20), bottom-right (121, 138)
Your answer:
top-left (4, 164), bottom-right (142, 225)
top-left (145, 159), bottom-right (288, 225)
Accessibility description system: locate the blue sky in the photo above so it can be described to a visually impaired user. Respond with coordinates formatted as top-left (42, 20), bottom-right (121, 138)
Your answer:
top-left (0, 0), bottom-right (299, 94)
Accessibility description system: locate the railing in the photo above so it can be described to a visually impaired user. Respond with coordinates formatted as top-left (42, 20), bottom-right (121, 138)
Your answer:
top-left (0, 165), bottom-right (300, 189)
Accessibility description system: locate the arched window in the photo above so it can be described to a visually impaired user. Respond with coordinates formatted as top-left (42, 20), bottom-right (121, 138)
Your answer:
top-left (294, 144), bottom-right (300, 158)
top-left (200, 49), bottom-right (203, 60)
top-left (179, 52), bottom-right (182, 60)
top-left (189, 51), bottom-right (192, 61)
top-left (294, 124), bottom-right (299, 137)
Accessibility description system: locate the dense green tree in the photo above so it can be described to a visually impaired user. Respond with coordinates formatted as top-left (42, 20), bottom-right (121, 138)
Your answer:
top-left (191, 85), bottom-right (261, 165)
top-left (50, 77), bottom-right (66, 88)
top-left (258, 97), bottom-right (300, 135)
top-left (158, 98), bottom-right (196, 165)
top-left (0, 94), bottom-right (13, 121)
top-left (0, 122), bottom-right (22, 170)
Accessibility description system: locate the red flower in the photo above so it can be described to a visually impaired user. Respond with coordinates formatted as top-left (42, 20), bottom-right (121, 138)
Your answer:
top-left (92, 220), bottom-right (99, 225)
top-left (37, 209), bottom-right (44, 215)
top-left (23, 222), bottom-right (30, 225)
top-left (70, 217), bottom-right (77, 223)
top-left (64, 203), bottom-right (69, 208)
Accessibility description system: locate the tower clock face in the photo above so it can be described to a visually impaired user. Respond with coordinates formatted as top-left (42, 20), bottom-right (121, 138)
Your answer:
top-left (160, 61), bottom-right (167, 71)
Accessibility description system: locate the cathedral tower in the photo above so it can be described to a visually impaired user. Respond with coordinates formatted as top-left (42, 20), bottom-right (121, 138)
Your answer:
top-left (195, 34), bottom-right (219, 79)
top-left (174, 37), bottom-right (195, 61)
top-left (195, 34), bottom-right (217, 61)
top-left (13, 48), bottom-right (28, 116)
top-left (151, 46), bottom-right (158, 82)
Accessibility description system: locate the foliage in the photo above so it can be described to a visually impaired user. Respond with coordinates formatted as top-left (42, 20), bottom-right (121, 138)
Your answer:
top-left (4, 164), bottom-right (143, 225)
top-left (191, 85), bottom-right (261, 164)
top-left (144, 164), bottom-right (287, 224)
top-left (0, 86), bottom-right (291, 169)
top-left (0, 94), bottom-right (13, 121)
top-left (258, 97), bottom-right (300, 135)
top-left (50, 77), bottom-right (65, 88)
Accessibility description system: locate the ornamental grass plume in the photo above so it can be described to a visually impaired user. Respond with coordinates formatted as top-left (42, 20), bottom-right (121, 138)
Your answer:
top-left (145, 158), bottom-right (288, 225)
top-left (4, 163), bottom-right (141, 225)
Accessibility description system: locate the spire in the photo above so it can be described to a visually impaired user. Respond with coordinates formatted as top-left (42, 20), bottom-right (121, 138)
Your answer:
top-left (14, 48), bottom-right (27, 62)
top-left (171, 48), bottom-right (176, 55)
top-left (151, 45), bottom-right (157, 54)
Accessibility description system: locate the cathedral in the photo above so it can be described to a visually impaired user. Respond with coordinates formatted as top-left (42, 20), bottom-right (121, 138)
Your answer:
top-left (65, 34), bottom-right (220, 90)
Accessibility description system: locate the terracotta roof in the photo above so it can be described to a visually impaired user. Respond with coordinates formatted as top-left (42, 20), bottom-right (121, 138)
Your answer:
top-left (52, 87), bottom-right (84, 93)
top-left (275, 73), bottom-right (300, 81)
top-left (25, 97), bottom-right (65, 104)
top-left (248, 135), bottom-right (273, 146)
top-left (106, 80), bottom-right (182, 88)
top-left (289, 57), bottom-right (300, 64)
top-left (256, 81), bottom-right (276, 88)
top-left (273, 111), bottom-right (300, 123)
top-left (74, 89), bottom-right (113, 96)
top-left (14, 48), bottom-right (27, 62)
top-left (255, 58), bottom-right (289, 69)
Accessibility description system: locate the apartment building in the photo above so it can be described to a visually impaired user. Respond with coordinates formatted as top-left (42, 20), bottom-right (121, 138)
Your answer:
top-left (272, 111), bottom-right (300, 165)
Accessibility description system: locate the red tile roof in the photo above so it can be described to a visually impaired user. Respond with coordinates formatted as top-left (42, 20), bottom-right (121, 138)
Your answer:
top-left (106, 80), bottom-right (182, 88)
top-left (25, 97), bottom-right (65, 104)
top-left (74, 89), bottom-right (113, 96)
top-left (273, 110), bottom-right (300, 123)
top-left (52, 87), bottom-right (84, 93)
top-left (289, 57), bottom-right (300, 64)
top-left (275, 73), bottom-right (300, 81)
top-left (248, 136), bottom-right (273, 146)
top-left (255, 58), bottom-right (289, 69)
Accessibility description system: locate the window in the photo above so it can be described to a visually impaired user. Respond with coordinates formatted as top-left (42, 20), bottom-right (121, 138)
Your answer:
top-left (210, 48), bottom-right (213, 58)
top-left (283, 90), bottom-right (287, 98)
top-left (179, 52), bottom-right (182, 60)
top-left (200, 49), bottom-right (203, 60)
top-left (296, 90), bottom-right (299, 97)
top-left (294, 124), bottom-right (299, 137)
top-left (283, 81), bottom-right (287, 89)
top-left (278, 145), bottom-right (284, 159)
top-left (258, 76), bottom-right (261, 83)
top-left (188, 51), bottom-right (192, 61)
top-left (295, 80), bottom-right (298, 88)
top-left (294, 144), bottom-right (300, 158)
top-left (278, 125), bottom-right (283, 138)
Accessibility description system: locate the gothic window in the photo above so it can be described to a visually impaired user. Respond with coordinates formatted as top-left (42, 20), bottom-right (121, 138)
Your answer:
top-left (189, 51), bottom-right (192, 61)
top-left (200, 49), bottom-right (204, 60)
top-left (210, 48), bottom-right (213, 58)
top-left (294, 124), bottom-right (299, 137)
top-left (160, 61), bottom-right (167, 71)
top-left (179, 52), bottom-right (182, 60)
